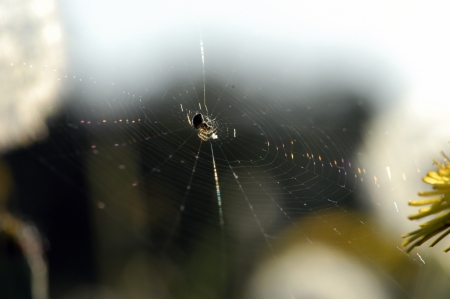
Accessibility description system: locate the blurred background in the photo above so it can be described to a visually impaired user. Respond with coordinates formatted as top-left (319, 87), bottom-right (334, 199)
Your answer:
top-left (1, 0), bottom-right (450, 298)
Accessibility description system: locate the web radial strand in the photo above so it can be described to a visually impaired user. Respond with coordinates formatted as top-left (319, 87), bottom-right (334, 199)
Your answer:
top-left (211, 143), bottom-right (224, 226)
top-left (180, 141), bottom-right (202, 210)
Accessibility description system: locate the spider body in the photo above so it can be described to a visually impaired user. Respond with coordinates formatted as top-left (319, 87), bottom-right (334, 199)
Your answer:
top-left (191, 113), bottom-right (217, 141)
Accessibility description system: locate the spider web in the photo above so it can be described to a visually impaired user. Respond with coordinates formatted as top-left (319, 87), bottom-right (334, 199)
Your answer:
top-left (7, 21), bottom-right (450, 299)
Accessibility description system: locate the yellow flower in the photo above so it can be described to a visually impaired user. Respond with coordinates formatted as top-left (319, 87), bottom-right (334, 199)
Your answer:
top-left (402, 152), bottom-right (450, 253)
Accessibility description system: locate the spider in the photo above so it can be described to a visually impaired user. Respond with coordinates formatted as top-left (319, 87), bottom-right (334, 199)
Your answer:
top-left (191, 113), bottom-right (217, 141)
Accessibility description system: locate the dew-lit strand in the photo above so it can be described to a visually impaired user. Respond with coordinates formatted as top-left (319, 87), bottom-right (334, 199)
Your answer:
top-left (211, 144), bottom-right (227, 281)
top-left (211, 144), bottom-right (224, 226)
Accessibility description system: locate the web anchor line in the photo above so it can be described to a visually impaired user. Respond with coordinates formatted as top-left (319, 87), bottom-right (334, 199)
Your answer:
top-left (199, 30), bottom-right (208, 114)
